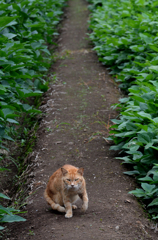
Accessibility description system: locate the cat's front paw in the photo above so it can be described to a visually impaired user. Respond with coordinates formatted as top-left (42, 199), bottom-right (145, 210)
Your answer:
top-left (65, 212), bottom-right (73, 218)
top-left (81, 203), bottom-right (88, 212)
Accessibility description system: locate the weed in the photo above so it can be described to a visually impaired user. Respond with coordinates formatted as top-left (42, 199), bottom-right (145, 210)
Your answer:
top-left (29, 230), bottom-right (35, 236)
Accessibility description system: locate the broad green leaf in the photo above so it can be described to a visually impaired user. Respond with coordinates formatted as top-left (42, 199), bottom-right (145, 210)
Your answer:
top-left (118, 121), bottom-right (128, 130)
top-left (145, 142), bottom-right (154, 149)
top-left (0, 127), bottom-right (5, 138)
top-left (138, 133), bottom-right (151, 144)
top-left (124, 170), bottom-right (139, 175)
top-left (0, 85), bottom-right (6, 91)
top-left (126, 122), bottom-right (137, 131)
top-left (116, 156), bottom-right (131, 162)
top-left (6, 119), bottom-right (19, 124)
top-left (138, 176), bottom-right (153, 182)
top-left (22, 104), bottom-right (32, 111)
top-left (148, 198), bottom-right (158, 207)
top-left (149, 66), bottom-right (158, 72)
top-left (110, 142), bottom-right (124, 151)
top-left (0, 16), bottom-right (17, 30)
top-left (41, 48), bottom-right (51, 55)
top-left (0, 214), bottom-right (26, 223)
top-left (150, 80), bottom-right (158, 89)
top-left (2, 109), bottom-right (14, 118)
top-left (129, 188), bottom-right (145, 197)
top-left (149, 45), bottom-right (158, 53)
top-left (152, 117), bottom-right (158, 124)
top-left (135, 124), bottom-right (148, 131)
top-left (3, 33), bottom-right (17, 39)
top-left (141, 183), bottom-right (156, 193)
top-left (130, 45), bottom-right (145, 52)
top-left (0, 205), bottom-right (12, 215)
top-left (0, 193), bottom-right (10, 200)
top-left (137, 112), bottom-right (152, 120)
top-left (3, 135), bottom-right (14, 141)
top-left (139, 33), bottom-right (153, 44)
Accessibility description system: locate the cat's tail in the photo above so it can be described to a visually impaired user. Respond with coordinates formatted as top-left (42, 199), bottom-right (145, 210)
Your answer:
top-left (44, 189), bottom-right (65, 213)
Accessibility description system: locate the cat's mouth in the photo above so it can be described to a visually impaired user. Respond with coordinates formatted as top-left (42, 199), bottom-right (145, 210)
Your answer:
top-left (69, 185), bottom-right (77, 190)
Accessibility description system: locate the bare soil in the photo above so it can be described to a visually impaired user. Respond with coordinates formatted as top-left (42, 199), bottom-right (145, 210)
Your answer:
top-left (6, 0), bottom-right (158, 239)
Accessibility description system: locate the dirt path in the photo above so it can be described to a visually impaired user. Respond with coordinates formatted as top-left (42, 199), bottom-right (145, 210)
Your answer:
top-left (8, 0), bottom-right (157, 239)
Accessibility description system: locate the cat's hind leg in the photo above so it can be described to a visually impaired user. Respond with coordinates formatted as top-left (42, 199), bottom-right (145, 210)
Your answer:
top-left (52, 203), bottom-right (65, 212)
top-left (72, 205), bottom-right (77, 209)
top-left (44, 190), bottom-right (65, 213)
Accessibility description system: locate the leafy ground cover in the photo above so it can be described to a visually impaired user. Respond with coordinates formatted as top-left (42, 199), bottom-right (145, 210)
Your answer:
top-left (0, 0), bottom-right (66, 231)
top-left (88, 0), bottom-right (158, 220)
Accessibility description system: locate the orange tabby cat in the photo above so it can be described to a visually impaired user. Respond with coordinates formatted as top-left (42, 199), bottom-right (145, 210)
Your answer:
top-left (44, 164), bottom-right (88, 218)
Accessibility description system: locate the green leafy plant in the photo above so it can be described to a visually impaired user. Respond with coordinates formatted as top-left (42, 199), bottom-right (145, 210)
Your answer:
top-left (88, 0), bottom-right (158, 219)
top-left (0, 0), bottom-right (67, 151)
top-left (0, 193), bottom-right (26, 230)
top-left (0, 0), bottom-right (67, 231)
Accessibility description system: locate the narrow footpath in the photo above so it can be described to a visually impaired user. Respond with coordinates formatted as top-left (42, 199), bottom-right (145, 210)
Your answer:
top-left (9, 0), bottom-right (157, 239)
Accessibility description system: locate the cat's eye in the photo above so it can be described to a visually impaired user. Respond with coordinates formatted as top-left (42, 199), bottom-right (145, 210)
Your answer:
top-left (67, 179), bottom-right (71, 181)
top-left (75, 179), bottom-right (79, 181)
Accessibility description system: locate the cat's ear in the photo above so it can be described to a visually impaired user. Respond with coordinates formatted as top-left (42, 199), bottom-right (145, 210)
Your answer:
top-left (61, 167), bottom-right (68, 176)
top-left (78, 168), bottom-right (84, 176)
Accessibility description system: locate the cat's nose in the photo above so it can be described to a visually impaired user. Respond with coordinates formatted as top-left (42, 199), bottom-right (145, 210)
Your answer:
top-left (71, 183), bottom-right (74, 187)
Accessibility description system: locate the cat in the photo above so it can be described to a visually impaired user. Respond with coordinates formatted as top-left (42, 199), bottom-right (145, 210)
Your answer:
top-left (44, 164), bottom-right (88, 218)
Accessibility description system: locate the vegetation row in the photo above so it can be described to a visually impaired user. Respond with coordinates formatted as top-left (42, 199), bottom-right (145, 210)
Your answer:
top-left (0, 0), bottom-right (66, 231)
top-left (88, 0), bottom-right (158, 220)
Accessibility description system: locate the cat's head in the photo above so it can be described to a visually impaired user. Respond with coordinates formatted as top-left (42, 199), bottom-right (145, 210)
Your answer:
top-left (61, 167), bottom-right (84, 190)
